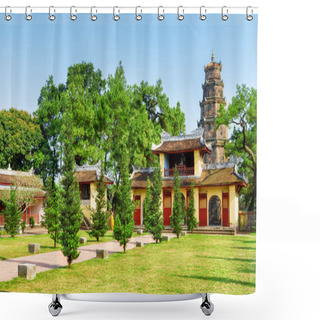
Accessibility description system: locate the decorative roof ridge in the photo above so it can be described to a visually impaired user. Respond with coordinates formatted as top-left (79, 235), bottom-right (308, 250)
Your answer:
top-left (0, 168), bottom-right (33, 177)
top-left (132, 166), bottom-right (156, 173)
top-left (75, 161), bottom-right (101, 172)
top-left (162, 175), bottom-right (201, 181)
top-left (202, 158), bottom-right (238, 170)
top-left (159, 127), bottom-right (204, 142)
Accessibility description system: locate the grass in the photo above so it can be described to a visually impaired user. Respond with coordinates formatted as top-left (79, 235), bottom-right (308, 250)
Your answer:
top-left (0, 234), bottom-right (256, 295)
top-left (0, 230), bottom-right (145, 261)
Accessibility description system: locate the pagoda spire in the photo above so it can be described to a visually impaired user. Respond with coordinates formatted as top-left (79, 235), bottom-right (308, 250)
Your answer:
top-left (211, 50), bottom-right (214, 62)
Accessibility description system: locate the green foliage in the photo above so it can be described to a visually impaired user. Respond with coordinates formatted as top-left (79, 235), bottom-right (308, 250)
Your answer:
top-left (41, 177), bottom-right (61, 248)
top-left (0, 108), bottom-right (42, 171)
top-left (2, 188), bottom-right (22, 237)
top-left (112, 158), bottom-right (135, 253)
top-left (58, 93), bottom-right (83, 268)
top-left (215, 84), bottom-right (257, 210)
top-left (170, 166), bottom-right (184, 237)
top-left (186, 182), bottom-right (197, 232)
top-left (21, 220), bottom-right (26, 233)
top-left (89, 171), bottom-right (110, 241)
top-left (29, 216), bottom-right (35, 228)
top-left (143, 166), bottom-right (164, 243)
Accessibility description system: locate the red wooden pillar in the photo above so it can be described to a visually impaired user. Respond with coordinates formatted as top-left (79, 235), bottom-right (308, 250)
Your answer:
top-left (134, 195), bottom-right (141, 225)
top-left (222, 193), bottom-right (230, 227)
top-left (163, 191), bottom-right (172, 226)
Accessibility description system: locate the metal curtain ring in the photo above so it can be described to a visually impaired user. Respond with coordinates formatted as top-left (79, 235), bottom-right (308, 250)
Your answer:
top-left (221, 6), bottom-right (228, 21)
top-left (25, 6), bottom-right (32, 21)
top-left (200, 6), bottom-right (207, 21)
top-left (113, 6), bottom-right (120, 21)
top-left (49, 6), bottom-right (56, 21)
top-left (91, 6), bottom-right (97, 21)
top-left (177, 6), bottom-right (184, 21)
top-left (135, 6), bottom-right (142, 21)
top-left (158, 6), bottom-right (164, 21)
top-left (5, 6), bottom-right (12, 21)
top-left (246, 6), bottom-right (253, 21)
top-left (70, 6), bottom-right (77, 21)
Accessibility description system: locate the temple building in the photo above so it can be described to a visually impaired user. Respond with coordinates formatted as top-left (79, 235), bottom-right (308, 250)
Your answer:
top-left (131, 54), bottom-right (246, 234)
top-left (0, 166), bottom-right (45, 229)
top-left (75, 163), bottom-right (113, 227)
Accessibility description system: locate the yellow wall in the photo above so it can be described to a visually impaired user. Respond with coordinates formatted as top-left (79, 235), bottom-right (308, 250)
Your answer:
top-left (194, 150), bottom-right (203, 176)
top-left (159, 153), bottom-right (165, 176)
top-left (229, 185), bottom-right (237, 228)
top-left (81, 182), bottom-right (108, 224)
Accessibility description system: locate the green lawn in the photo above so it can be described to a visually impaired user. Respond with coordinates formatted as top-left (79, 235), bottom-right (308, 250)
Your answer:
top-left (0, 230), bottom-right (142, 261)
top-left (0, 234), bottom-right (256, 295)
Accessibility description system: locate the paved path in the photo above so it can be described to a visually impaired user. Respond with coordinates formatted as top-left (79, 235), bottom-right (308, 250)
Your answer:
top-left (0, 233), bottom-right (176, 282)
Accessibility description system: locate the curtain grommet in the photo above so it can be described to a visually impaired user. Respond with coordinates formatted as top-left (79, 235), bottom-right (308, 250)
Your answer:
top-left (135, 6), bottom-right (142, 21)
top-left (158, 6), bottom-right (164, 21)
top-left (91, 6), bottom-right (97, 21)
top-left (70, 6), bottom-right (77, 21)
top-left (177, 6), bottom-right (184, 21)
top-left (221, 6), bottom-right (228, 21)
top-left (246, 6), bottom-right (253, 21)
top-left (5, 6), bottom-right (12, 21)
top-left (200, 6), bottom-right (207, 21)
top-left (113, 6), bottom-right (120, 21)
top-left (49, 6), bottom-right (56, 21)
top-left (25, 6), bottom-right (32, 21)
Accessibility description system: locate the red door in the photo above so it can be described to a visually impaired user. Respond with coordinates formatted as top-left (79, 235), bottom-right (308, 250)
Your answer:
top-left (222, 193), bottom-right (229, 227)
top-left (199, 193), bottom-right (207, 226)
top-left (163, 191), bottom-right (172, 226)
top-left (134, 195), bottom-right (141, 225)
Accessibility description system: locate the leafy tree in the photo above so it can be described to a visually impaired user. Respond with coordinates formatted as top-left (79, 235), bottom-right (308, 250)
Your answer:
top-left (58, 90), bottom-right (83, 268)
top-left (144, 166), bottom-right (163, 243)
top-left (170, 166), bottom-right (184, 237)
top-left (2, 188), bottom-right (22, 237)
top-left (34, 76), bottom-right (62, 184)
top-left (89, 171), bottom-right (110, 241)
top-left (41, 177), bottom-right (61, 248)
top-left (186, 182), bottom-right (197, 232)
top-left (113, 154), bottom-right (135, 253)
top-left (215, 84), bottom-right (257, 210)
top-left (0, 108), bottom-right (42, 171)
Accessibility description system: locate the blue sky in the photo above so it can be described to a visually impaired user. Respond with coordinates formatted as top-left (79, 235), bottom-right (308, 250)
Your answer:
top-left (0, 13), bottom-right (257, 133)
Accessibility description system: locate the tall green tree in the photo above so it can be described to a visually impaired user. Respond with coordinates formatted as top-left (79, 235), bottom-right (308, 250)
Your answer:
top-left (34, 76), bottom-right (62, 184)
top-left (170, 166), bottom-right (184, 238)
top-left (2, 188), bottom-right (22, 237)
top-left (144, 166), bottom-right (163, 243)
top-left (113, 157), bottom-right (135, 253)
top-left (215, 84), bottom-right (257, 210)
top-left (0, 108), bottom-right (42, 171)
top-left (41, 177), bottom-right (61, 248)
top-left (59, 89), bottom-right (83, 268)
top-left (89, 171), bottom-right (110, 241)
top-left (186, 182), bottom-right (197, 232)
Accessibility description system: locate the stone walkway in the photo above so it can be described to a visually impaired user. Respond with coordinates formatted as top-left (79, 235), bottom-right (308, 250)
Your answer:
top-left (0, 233), bottom-right (176, 282)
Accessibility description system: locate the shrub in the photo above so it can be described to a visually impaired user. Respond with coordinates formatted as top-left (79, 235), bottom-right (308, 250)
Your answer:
top-left (29, 216), bottom-right (35, 228)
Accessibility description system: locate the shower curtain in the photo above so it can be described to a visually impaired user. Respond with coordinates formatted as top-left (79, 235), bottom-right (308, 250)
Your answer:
top-left (0, 8), bottom-right (257, 296)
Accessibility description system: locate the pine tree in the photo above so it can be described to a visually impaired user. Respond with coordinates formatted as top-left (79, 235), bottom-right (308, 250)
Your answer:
top-left (187, 181), bottom-right (197, 232)
top-left (142, 178), bottom-right (152, 229)
top-left (59, 92), bottom-right (83, 268)
top-left (89, 171), bottom-right (110, 241)
top-left (2, 188), bottom-right (22, 237)
top-left (41, 177), bottom-right (61, 248)
top-left (113, 160), bottom-right (135, 253)
top-left (170, 165), bottom-right (184, 238)
top-left (144, 166), bottom-right (163, 243)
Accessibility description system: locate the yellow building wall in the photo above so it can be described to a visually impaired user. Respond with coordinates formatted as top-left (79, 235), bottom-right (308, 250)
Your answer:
top-left (159, 153), bottom-right (165, 176)
top-left (193, 150), bottom-right (203, 176)
top-left (81, 182), bottom-right (108, 224)
top-left (229, 185), bottom-right (237, 228)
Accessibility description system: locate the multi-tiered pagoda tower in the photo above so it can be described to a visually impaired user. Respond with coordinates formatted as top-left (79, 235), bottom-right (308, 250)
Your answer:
top-left (198, 52), bottom-right (228, 164)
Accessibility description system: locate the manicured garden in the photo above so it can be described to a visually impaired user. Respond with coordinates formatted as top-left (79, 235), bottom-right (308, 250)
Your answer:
top-left (0, 230), bottom-right (144, 261)
top-left (0, 234), bottom-right (256, 295)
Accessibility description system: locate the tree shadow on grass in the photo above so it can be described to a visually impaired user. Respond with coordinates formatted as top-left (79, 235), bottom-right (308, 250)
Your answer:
top-left (195, 255), bottom-right (256, 263)
top-left (176, 274), bottom-right (255, 288)
top-left (0, 256), bottom-right (7, 261)
top-left (231, 247), bottom-right (255, 250)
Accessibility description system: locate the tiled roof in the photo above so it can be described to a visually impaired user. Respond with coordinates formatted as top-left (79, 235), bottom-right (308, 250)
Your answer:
top-left (75, 170), bottom-right (113, 184)
top-left (131, 166), bottom-right (245, 189)
top-left (152, 139), bottom-right (210, 154)
top-left (0, 186), bottom-right (45, 198)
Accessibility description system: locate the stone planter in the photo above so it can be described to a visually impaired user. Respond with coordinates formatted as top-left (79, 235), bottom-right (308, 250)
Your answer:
top-left (79, 237), bottom-right (87, 244)
top-left (162, 235), bottom-right (170, 242)
top-left (136, 241), bottom-right (144, 247)
top-left (96, 249), bottom-right (108, 259)
top-left (18, 264), bottom-right (36, 280)
top-left (28, 243), bottom-right (40, 254)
